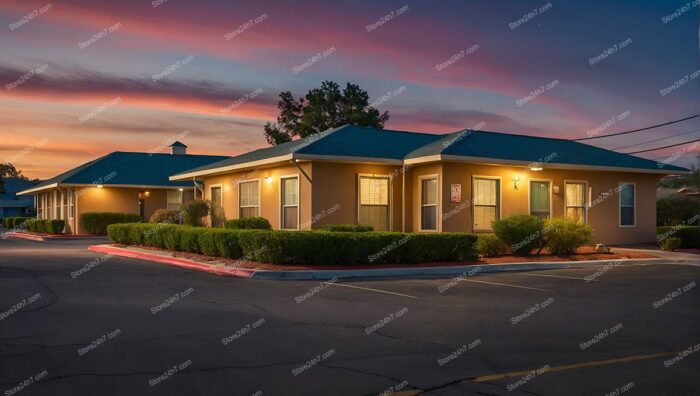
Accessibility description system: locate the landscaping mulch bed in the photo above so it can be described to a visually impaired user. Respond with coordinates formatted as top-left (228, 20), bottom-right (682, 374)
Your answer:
top-left (127, 245), bottom-right (657, 271)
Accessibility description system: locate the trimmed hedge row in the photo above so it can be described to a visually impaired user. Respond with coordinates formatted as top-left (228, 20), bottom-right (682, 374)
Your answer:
top-left (225, 217), bottom-right (272, 230)
top-left (657, 226), bottom-right (699, 248)
top-left (2, 217), bottom-right (33, 229)
top-left (320, 224), bottom-right (374, 232)
top-left (26, 219), bottom-right (66, 234)
top-left (81, 212), bottom-right (142, 234)
top-left (108, 223), bottom-right (478, 265)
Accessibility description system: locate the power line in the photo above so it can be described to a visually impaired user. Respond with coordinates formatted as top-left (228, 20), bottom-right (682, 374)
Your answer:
top-left (613, 128), bottom-right (700, 151)
top-left (575, 114), bottom-right (699, 141)
top-left (624, 138), bottom-right (700, 154)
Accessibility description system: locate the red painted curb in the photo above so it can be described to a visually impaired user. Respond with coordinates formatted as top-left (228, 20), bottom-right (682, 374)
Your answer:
top-left (88, 244), bottom-right (255, 278)
top-left (6, 232), bottom-right (44, 241)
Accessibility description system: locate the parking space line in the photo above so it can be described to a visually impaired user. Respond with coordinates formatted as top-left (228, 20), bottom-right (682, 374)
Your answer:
top-left (515, 273), bottom-right (594, 281)
top-left (326, 282), bottom-right (419, 299)
top-left (460, 279), bottom-right (553, 292)
top-left (396, 350), bottom-right (680, 395)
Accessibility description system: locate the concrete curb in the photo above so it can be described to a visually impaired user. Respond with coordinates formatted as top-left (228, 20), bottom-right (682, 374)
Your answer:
top-left (88, 244), bottom-right (667, 281)
top-left (88, 244), bottom-right (256, 278)
top-left (5, 232), bottom-right (44, 241)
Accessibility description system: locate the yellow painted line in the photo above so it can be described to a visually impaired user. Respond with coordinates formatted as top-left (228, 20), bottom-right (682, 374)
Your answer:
top-left (395, 350), bottom-right (680, 396)
top-left (473, 351), bottom-right (678, 382)
top-left (460, 279), bottom-right (553, 292)
top-left (326, 282), bottom-right (419, 299)
top-left (515, 273), bottom-right (594, 281)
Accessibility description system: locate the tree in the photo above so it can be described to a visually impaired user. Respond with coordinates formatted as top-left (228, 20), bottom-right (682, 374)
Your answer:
top-left (263, 81), bottom-right (390, 145)
top-left (0, 163), bottom-right (32, 194)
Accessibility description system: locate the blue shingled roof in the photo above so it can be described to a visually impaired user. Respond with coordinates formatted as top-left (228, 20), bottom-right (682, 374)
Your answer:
top-left (173, 124), bottom-right (688, 176)
top-left (405, 129), bottom-right (689, 172)
top-left (19, 152), bottom-right (230, 194)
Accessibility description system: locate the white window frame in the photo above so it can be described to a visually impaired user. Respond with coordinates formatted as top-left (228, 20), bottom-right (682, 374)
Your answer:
top-left (618, 182), bottom-right (636, 228)
top-left (237, 178), bottom-right (261, 219)
top-left (357, 173), bottom-right (392, 231)
top-left (564, 180), bottom-right (588, 223)
top-left (471, 175), bottom-right (502, 232)
top-left (418, 174), bottom-right (440, 232)
top-left (279, 174), bottom-right (300, 230)
top-left (528, 178), bottom-right (553, 220)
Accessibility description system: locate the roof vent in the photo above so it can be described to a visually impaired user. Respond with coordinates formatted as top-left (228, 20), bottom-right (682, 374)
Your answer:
top-left (169, 141), bottom-right (187, 155)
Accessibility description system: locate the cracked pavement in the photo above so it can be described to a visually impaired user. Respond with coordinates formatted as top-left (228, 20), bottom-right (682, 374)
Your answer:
top-left (0, 237), bottom-right (698, 395)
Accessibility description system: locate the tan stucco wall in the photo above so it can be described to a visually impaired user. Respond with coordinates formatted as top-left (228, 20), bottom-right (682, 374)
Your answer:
top-left (202, 163), bottom-right (312, 229)
top-left (311, 162), bottom-right (403, 230)
top-left (437, 162), bottom-right (660, 244)
top-left (197, 159), bottom-right (661, 245)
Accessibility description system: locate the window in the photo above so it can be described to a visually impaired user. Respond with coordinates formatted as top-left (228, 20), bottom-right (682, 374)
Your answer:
top-left (239, 180), bottom-right (259, 218)
top-left (55, 191), bottom-right (61, 219)
top-left (166, 190), bottom-right (183, 211)
top-left (47, 192), bottom-right (53, 219)
top-left (565, 182), bottom-right (586, 223)
top-left (62, 189), bottom-right (68, 219)
top-left (68, 189), bottom-right (75, 218)
top-left (473, 177), bottom-right (500, 231)
top-left (358, 176), bottom-right (390, 231)
top-left (281, 177), bottom-right (299, 229)
top-left (37, 194), bottom-right (43, 219)
top-left (530, 180), bottom-right (551, 220)
top-left (420, 177), bottom-right (438, 231)
top-left (182, 189), bottom-right (194, 203)
top-left (619, 183), bottom-right (635, 226)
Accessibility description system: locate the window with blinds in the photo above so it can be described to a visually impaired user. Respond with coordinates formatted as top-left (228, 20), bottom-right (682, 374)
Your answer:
top-left (359, 176), bottom-right (389, 231)
top-left (473, 177), bottom-right (499, 230)
top-left (530, 180), bottom-right (551, 220)
top-left (167, 190), bottom-right (184, 211)
top-left (421, 177), bottom-right (438, 230)
top-left (619, 183), bottom-right (635, 226)
top-left (281, 177), bottom-right (299, 229)
top-left (239, 180), bottom-right (260, 218)
top-left (565, 182), bottom-right (586, 223)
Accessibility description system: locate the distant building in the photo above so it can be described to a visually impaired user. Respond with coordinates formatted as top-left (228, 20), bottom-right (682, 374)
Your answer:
top-left (0, 177), bottom-right (37, 219)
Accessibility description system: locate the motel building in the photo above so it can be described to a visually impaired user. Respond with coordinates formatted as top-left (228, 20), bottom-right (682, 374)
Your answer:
top-left (17, 142), bottom-right (228, 235)
top-left (168, 124), bottom-right (689, 245)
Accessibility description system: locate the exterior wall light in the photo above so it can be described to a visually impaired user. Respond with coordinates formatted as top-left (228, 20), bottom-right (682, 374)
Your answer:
top-left (96, 185), bottom-right (104, 188)
top-left (513, 175), bottom-right (521, 190)
top-left (265, 176), bottom-right (272, 184)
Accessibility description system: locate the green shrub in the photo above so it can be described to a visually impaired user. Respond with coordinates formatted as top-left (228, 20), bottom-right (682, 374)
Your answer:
top-left (13, 217), bottom-right (32, 228)
top-left (543, 218), bottom-right (592, 255)
top-left (657, 197), bottom-right (700, 226)
top-left (476, 234), bottom-right (507, 257)
top-left (657, 226), bottom-right (700, 248)
top-left (210, 205), bottom-right (226, 228)
top-left (181, 199), bottom-right (209, 227)
top-left (45, 220), bottom-right (66, 234)
top-left (107, 223), bottom-right (478, 265)
top-left (225, 217), bottom-right (272, 230)
top-left (320, 224), bottom-right (374, 232)
top-left (35, 219), bottom-right (46, 233)
top-left (149, 209), bottom-right (181, 224)
top-left (81, 212), bottom-right (142, 234)
top-left (492, 215), bottom-right (545, 256)
top-left (659, 237), bottom-right (682, 251)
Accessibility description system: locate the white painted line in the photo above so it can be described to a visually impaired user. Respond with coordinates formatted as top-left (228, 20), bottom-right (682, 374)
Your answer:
top-left (515, 273), bottom-right (594, 281)
top-left (460, 279), bottom-right (553, 292)
top-left (326, 282), bottom-right (419, 299)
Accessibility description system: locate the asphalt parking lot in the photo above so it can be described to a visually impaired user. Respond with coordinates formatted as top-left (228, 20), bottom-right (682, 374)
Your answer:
top-left (0, 237), bottom-right (698, 395)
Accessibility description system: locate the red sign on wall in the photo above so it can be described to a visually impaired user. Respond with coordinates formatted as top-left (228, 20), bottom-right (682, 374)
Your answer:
top-left (450, 184), bottom-right (461, 203)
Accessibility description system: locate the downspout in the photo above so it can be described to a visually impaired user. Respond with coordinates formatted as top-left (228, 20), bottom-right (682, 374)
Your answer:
top-left (291, 159), bottom-right (312, 183)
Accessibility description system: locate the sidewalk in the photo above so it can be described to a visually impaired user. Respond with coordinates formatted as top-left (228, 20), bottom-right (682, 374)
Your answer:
top-left (88, 244), bottom-right (679, 281)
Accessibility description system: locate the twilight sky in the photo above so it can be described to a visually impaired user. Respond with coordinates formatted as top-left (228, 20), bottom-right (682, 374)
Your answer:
top-left (1, 0), bottom-right (698, 179)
